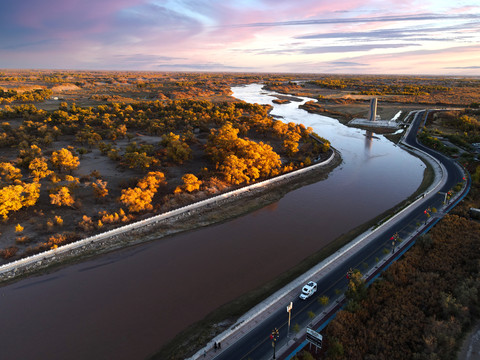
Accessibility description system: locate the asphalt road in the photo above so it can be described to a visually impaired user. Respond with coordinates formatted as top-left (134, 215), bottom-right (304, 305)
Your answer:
top-left (213, 110), bottom-right (468, 360)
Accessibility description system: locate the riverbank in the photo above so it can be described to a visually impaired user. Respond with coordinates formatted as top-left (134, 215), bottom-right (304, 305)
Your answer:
top-left (0, 150), bottom-right (341, 286)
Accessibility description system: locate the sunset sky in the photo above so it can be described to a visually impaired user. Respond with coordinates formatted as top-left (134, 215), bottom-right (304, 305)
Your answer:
top-left (1, 0), bottom-right (479, 75)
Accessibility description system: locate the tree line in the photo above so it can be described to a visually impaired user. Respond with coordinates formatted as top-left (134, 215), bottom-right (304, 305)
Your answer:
top-left (323, 213), bottom-right (480, 360)
top-left (0, 88), bottom-right (53, 104)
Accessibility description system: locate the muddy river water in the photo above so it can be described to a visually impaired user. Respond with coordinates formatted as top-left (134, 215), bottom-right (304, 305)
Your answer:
top-left (0, 84), bottom-right (425, 359)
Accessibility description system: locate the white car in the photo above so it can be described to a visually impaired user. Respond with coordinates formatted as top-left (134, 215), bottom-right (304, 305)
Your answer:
top-left (299, 281), bottom-right (317, 300)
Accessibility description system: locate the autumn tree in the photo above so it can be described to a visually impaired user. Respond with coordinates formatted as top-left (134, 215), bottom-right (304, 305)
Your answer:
top-left (283, 132), bottom-right (301, 156)
top-left (206, 122), bottom-right (281, 185)
top-left (174, 173), bottom-right (202, 193)
top-left (120, 171), bottom-right (166, 213)
top-left (161, 132), bottom-right (192, 164)
top-left (137, 171), bottom-right (166, 192)
top-left (78, 215), bottom-right (94, 231)
top-left (206, 122), bottom-right (240, 163)
top-left (120, 187), bottom-right (154, 213)
top-left (122, 152), bottom-right (159, 170)
top-left (0, 181), bottom-right (40, 218)
top-left (0, 162), bottom-right (22, 184)
top-left (91, 179), bottom-right (108, 198)
top-left (18, 144), bottom-right (43, 168)
top-left (218, 155), bottom-right (249, 185)
top-left (75, 126), bottom-right (102, 147)
top-left (28, 157), bottom-right (52, 181)
top-left (50, 148), bottom-right (79, 173)
top-left (49, 186), bottom-right (75, 207)
top-left (21, 181), bottom-right (41, 207)
top-left (108, 124), bottom-right (127, 141)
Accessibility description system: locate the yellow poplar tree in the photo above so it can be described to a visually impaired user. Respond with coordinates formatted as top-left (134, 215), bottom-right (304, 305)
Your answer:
top-left (137, 171), bottom-right (166, 192)
top-left (0, 182), bottom-right (40, 219)
top-left (18, 144), bottom-right (43, 167)
top-left (182, 173), bottom-right (202, 192)
top-left (206, 122), bottom-right (281, 185)
top-left (0, 162), bottom-right (22, 184)
top-left (0, 184), bottom-right (24, 218)
top-left (120, 187), bottom-right (154, 213)
top-left (49, 186), bottom-right (75, 207)
top-left (29, 157), bottom-right (53, 181)
top-left (175, 173), bottom-right (202, 193)
top-left (21, 182), bottom-right (41, 207)
top-left (51, 148), bottom-right (80, 173)
top-left (91, 179), bottom-right (108, 198)
top-left (120, 172), bottom-right (166, 213)
top-left (219, 155), bottom-right (250, 185)
top-left (161, 132), bottom-right (192, 164)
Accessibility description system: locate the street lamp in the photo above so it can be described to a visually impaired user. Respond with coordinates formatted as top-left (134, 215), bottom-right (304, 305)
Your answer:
top-left (390, 232), bottom-right (399, 253)
top-left (445, 191), bottom-right (452, 204)
top-left (424, 207), bottom-right (431, 224)
top-left (270, 328), bottom-right (280, 359)
top-left (286, 302), bottom-right (293, 339)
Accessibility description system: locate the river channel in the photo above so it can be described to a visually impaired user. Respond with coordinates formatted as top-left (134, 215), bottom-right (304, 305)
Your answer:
top-left (0, 84), bottom-right (425, 360)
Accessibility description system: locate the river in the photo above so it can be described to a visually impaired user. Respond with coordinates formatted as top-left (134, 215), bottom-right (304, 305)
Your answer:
top-left (0, 84), bottom-right (425, 359)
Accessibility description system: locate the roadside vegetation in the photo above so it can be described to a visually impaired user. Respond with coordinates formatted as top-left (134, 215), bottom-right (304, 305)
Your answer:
top-left (419, 109), bottom-right (480, 159)
top-left (322, 212), bottom-right (480, 360)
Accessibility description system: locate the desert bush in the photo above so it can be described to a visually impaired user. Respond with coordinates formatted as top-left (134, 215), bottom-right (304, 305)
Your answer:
top-left (0, 246), bottom-right (18, 259)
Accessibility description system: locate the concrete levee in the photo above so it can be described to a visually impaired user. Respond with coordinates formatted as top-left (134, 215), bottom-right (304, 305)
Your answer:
top-left (0, 150), bottom-right (337, 282)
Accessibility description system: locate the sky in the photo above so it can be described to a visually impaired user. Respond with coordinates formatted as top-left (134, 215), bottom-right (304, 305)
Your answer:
top-left (1, 0), bottom-right (479, 75)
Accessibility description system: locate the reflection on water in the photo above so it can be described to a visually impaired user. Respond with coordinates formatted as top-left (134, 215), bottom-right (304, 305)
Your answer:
top-left (254, 201), bottom-right (280, 214)
top-left (0, 84), bottom-right (426, 360)
top-left (365, 130), bottom-right (374, 152)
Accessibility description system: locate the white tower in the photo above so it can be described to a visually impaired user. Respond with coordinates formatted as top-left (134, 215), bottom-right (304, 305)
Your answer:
top-left (367, 98), bottom-right (377, 122)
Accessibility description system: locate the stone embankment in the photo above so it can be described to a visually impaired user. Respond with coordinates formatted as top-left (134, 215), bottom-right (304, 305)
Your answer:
top-left (0, 149), bottom-right (340, 283)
